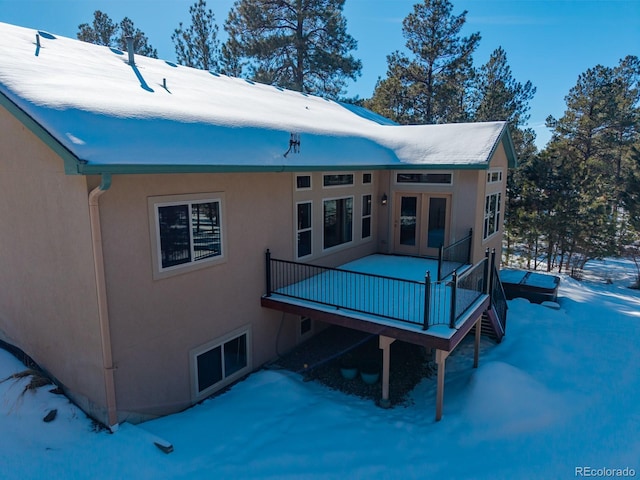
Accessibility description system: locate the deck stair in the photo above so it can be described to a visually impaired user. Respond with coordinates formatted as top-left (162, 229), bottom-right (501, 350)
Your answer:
top-left (473, 261), bottom-right (508, 342)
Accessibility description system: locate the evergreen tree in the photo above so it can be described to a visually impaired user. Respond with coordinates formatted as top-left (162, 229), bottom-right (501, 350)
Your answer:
top-left (77, 11), bottom-right (157, 58)
top-left (172, 0), bottom-right (221, 71)
top-left (507, 57), bottom-right (639, 272)
top-left (118, 17), bottom-right (158, 58)
top-left (77, 11), bottom-right (118, 47)
top-left (471, 47), bottom-right (536, 129)
top-left (546, 56), bottom-right (640, 200)
top-left (621, 146), bottom-right (640, 231)
top-left (223, 0), bottom-right (362, 98)
top-left (365, 0), bottom-right (480, 124)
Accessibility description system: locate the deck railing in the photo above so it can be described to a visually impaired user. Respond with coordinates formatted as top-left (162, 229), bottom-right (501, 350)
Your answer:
top-left (449, 257), bottom-right (488, 328)
top-left (265, 250), bottom-right (489, 331)
top-left (489, 258), bottom-right (508, 333)
top-left (438, 228), bottom-right (473, 280)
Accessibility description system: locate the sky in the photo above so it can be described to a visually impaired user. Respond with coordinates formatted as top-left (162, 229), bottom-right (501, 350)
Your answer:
top-left (0, 257), bottom-right (639, 478)
top-left (1, 0), bottom-right (639, 149)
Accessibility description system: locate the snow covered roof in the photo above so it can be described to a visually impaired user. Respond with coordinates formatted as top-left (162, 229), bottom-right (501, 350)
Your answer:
top-left (0, 22), bottom-right (517, 175)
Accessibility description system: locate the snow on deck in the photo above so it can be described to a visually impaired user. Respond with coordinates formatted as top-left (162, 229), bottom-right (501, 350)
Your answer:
top-left (0, 22), bottom-right (508, 170)
top-left (269, 255), bottom-right (485, 339)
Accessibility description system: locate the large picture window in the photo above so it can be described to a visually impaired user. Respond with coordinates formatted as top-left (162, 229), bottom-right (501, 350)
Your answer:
top-left (483, 192), bottom-right (502, 240)
top-left (324, 197), bottom-right (353, 249)
top-left (149, 193), bottom-right (225, 277)
top-left (297, 201), bottom-right (312, 258)
top-left (192, 327), bottom-right (251, 400)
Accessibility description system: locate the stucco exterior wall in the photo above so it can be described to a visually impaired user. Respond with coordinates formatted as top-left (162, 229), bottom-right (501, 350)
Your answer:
top-left (291, 171), bottom-right (380, 267)
top-left (476, 142), bottom-right (510, 267)
top-left (0, 106), bottom-right (108, 422)
top-left (97, 171), bottom-right (380, 420)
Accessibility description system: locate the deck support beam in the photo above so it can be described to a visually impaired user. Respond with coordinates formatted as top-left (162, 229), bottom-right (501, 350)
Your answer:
top-left (435, 349), bottom-right (450, 421)
top-left (474, 317), bottom-right (481, 369)
top-left (379, 335), bottom-right (396, 408)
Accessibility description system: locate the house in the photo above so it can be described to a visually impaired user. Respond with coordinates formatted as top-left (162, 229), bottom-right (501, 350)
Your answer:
top-left (0, 22), bottom-right (516, 430)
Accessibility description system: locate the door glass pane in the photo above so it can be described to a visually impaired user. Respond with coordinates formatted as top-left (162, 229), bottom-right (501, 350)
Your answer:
top-left (399, 196), bottom-right (417, 246)
top-left (427, 198), bottom-right (446, 248)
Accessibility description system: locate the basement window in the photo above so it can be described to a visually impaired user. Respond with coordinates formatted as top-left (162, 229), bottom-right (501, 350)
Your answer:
top-left (191, 327), bottom-right (251, 400)
top-left (300, 316), bottom-right (313, 338)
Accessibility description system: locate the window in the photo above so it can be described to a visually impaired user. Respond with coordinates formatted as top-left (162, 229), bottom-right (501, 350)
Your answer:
top-left (487, 170), bottom-right (503, 183)
top-left (300, 316), bottom-right (312, 337)
top-left (296, 201), bottom-right (312, 258)
top-left (483, 192), bottom-right (502, 240)
top-left (323, 174), bottom-right (354, 187)
top-left (362, 172), bottom-right (372, 184)
top-left (396, 172), bottom-right (452, 185)
top-left (361, 194), bottom-right (372, 239)
top-left (192, 327), bottom-right (251, 400)
top-left (296, 175), bottom-right (311, 190)
top-left (154, 196), bottom-right (223, 271)
top-left (324, 197), bottom-right (353, 249)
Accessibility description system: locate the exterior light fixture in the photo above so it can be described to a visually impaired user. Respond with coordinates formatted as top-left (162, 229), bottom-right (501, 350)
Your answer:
top-left (381, 193), bottom-right (388, 206)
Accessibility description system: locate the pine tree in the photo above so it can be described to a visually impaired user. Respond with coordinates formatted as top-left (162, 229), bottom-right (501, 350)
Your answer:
top-left (77, 11), bottom-right (157, 58)
top-left (471, 47), bottom-right (536, 129)
top-left (118, 17), bottom-right (158, 58)
top-left (223, 0), bottom-right (362, 98)
top-left (172, 0), bottom-right (221, 71)
top-left (546, 56), bottom-right (640, 193)
top-left (365, 0), bottom-right (480, 124)
top-left (77, 11), bottom-right (117, 47)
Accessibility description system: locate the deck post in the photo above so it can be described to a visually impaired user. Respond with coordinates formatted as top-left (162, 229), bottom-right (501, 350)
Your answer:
top-left (449, 270), bottom-right (457, 328)
top-left (489, 249), bottom-right (496, 297)
top-left (435, 349), bottom-right (449, 421)
top-left (474, 317), bottom-right (481, 368)
top-left (379, 336), bottom-right (396, 408)
top-left (467, 228), bottom-right (473, 264)
top-left (265, 249), bottom-right (272, 297)
top-left (484, 248), bottom-right (490, 294)
top-left (423, 271), bottom-right (431, 330)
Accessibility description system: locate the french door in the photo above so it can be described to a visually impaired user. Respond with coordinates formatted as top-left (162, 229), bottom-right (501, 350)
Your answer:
top-left (394, 193), bottom-right (449, 257)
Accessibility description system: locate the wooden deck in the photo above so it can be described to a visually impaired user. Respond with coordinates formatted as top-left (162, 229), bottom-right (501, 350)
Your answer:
top-left (261, 252), bottom-right (507, 421)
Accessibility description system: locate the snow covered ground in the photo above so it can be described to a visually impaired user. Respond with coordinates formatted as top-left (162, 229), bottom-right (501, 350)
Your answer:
top-left (1, 258), bottom-right (639, 479)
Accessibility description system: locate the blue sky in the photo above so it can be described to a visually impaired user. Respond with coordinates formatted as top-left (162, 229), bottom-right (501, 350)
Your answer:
top-left (1, 0), bottom-right (638, 148)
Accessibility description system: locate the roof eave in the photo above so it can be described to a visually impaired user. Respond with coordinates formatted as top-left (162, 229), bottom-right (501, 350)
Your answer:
top-left (76, 161), bottom-right (489, 175)
top-left (494, 123), bottom-right (518, 168)
top-left (0, 91), bottom-right (82, 174)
